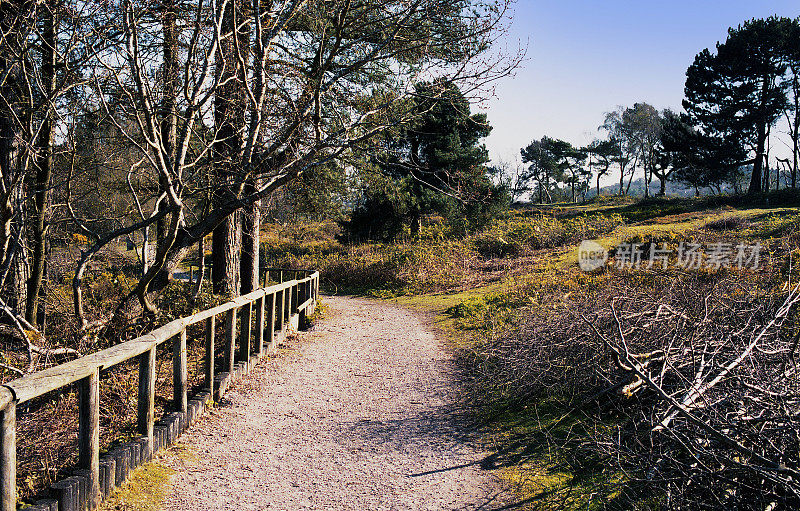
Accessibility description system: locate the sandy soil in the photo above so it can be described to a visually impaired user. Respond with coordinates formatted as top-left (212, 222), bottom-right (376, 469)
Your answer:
top-left (159, 296), bottom-right (511, 511)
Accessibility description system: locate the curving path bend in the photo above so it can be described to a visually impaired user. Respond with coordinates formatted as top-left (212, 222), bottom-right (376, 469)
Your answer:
top-left (159, 296), bottom-right (510, 511)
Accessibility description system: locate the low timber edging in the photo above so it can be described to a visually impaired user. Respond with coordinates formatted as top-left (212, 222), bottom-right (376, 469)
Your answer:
top-left (0, 268), bottom-right (320, 511)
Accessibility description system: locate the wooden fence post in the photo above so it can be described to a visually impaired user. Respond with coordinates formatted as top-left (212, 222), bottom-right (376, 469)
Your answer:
top-left (137, 347), bottom-right (156, 456)
top-left (173, 329), bottom-right (187, 415)
top-left (276, 289), bottom-right (284, 334)
top-left (0, 401), bottom-right (15, 511)
top-left (205, 316), bottom-right (215, 397)
top-left (256, 297), bottom-right (265, 357)
top-left (239, 302), bottom-right (252, 363)
top-left (225, 308), bottom-right (236, 373)
top-left (266, 293), bottom-right (275, 349)
top-left (298, 281), bottom-right (307, 327)
top-left (79, 369), bottom-right (100, 508)
top-left (285, 287), bottom-right (292, 324)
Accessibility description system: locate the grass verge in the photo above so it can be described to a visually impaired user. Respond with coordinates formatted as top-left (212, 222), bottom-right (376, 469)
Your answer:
top-left (97, 462), bottom-right (176, 511)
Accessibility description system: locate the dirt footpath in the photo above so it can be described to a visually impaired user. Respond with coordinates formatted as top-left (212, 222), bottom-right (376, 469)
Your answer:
top-left (160, 296), bottom-right (510, 511)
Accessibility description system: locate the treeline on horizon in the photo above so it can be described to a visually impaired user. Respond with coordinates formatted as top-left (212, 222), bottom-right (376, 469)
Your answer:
top-left (506, 16), bottom-right (800, 204)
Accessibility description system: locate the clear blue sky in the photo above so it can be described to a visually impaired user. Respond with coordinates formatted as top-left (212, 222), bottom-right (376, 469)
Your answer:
top-left (482, 0), bottom-right (800, 166)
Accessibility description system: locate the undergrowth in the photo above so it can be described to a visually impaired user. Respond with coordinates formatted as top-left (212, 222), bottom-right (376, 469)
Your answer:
top-left (262, 211), bottom-right (625, 296)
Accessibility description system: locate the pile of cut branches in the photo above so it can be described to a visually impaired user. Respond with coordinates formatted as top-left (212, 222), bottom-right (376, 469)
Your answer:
top-left (466, 271), bottom-right (800, 508)
top-left (582, 277), bottom-right (800, 508)
top-left (582, 281), bottom-right (800, 509)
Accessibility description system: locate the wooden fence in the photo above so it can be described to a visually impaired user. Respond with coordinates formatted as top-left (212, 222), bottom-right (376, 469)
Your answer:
top-left (0, 268), bottom-right (319, 511)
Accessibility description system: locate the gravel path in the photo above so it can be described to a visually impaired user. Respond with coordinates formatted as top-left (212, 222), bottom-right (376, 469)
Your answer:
top-left (160, 296), bottom-right (510, 511)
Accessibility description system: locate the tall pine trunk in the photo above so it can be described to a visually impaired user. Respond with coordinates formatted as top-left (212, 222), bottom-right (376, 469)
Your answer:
top-left (749, 77), bottom-right (771, 195)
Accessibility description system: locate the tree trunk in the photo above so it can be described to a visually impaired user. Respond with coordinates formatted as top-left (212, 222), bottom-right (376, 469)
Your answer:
top-left (571, 177), bottom-right (575, 203)
top-left (240, 180), bottom-right (260, 294)
top-left (0, 0), bottom-right (27, 316)
top-left (749, 78), bottom-right (771, 195)
top-left (626, 160), bottom-right (636, 195)
top-left (793, 70), bottom-right (799, 189)
top-left (211, 0), bottom-right (248, 298)
top-left (26, 3), bottom-right (56, 326)
top-left (212, 210), bottom-right (240, 297)
top-left (154, 0), bottom-right (179, 289)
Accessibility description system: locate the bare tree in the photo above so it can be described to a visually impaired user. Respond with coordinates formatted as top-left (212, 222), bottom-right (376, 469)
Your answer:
top-left (66, 0), bottom-right (520, 322)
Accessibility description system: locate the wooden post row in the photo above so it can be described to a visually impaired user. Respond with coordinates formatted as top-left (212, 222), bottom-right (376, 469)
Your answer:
top-left (0, 267), bottom-right (316, 511)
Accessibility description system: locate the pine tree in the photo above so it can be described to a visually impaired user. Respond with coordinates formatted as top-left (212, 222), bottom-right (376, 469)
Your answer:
top-left (683, 17), bottom-right (798, 194)
top-left (345, 80), bottom-right (504, 239)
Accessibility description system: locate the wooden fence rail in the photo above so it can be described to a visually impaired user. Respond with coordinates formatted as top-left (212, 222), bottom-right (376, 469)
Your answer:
top-left (0, 269), bottom-right (319, 511)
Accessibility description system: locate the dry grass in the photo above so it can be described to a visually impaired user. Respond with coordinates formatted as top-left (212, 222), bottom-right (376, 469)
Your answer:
top-left (98, 461), bottom-right (176, 511)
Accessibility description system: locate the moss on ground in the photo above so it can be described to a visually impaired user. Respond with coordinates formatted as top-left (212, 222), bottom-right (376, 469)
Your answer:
top-left (98, 462), bottom-right (175, 511)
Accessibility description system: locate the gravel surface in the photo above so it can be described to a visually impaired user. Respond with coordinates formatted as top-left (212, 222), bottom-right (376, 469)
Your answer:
top-left (160, 296), bottom-right (510, 510)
